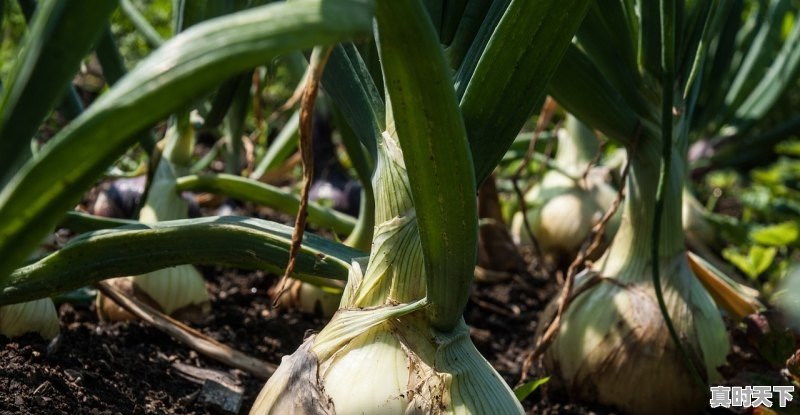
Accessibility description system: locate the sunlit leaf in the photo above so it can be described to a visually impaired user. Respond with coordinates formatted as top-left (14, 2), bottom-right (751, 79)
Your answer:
top-left (775, 139), bottom-right (800, 156)
top-left (513, 376), bottom-right (549, 402)
top-left (723, 245), bottom-right (777, 279)
top-left (750, 222), bottom-right (799, 247)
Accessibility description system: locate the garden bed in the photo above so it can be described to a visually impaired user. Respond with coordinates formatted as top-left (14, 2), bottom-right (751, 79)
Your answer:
top-left (2, 260), bottom-right (787, 414)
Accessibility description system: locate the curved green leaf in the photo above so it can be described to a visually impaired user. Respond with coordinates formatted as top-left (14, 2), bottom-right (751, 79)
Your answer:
top-left (175, 173), bottom-right (357, 234)
top-left (719, 0), bottom-right (790, 128)
top-left (58, 211), bottom-right (139, 233)
top-left (203, 72), bottom-right (251, 131)
top-left (513, 376), bottom-right (549, 402)
top-left (730, 13), bottom-right (800, 134)
top-left (332, 105), bottom-right (375, 251)
top-left (576, 2), bottom-right (652, 122)
top-left (440, 0), bottom-right (467, 45)
top-left (443, 0), bottom-right (492, 69)
top-left (639, 0), bottom-right (662, 78)
top-left (174, 0), bottom-right (240, 33)
top-left (691, 1), bottom-right (744, 132)
top-left (459, 0), bottom-right (592, 184)
top-left (95, 25), bottom-right (157, 153)
top-left (2, 216), bottom-right (362, 305)
top-left (322, 43), bottom-right (384, 157)
top-left (96, 26), bottom-right (128, 84)
top-left (376, 0), bottom-right (476, 330)
top-left (0, 0), bottom-right (375, 280)
top-left (548, 45), bottom-right (647, 146)
top-left (15, 0), bottom-right (85, 121)
top-left (452, 0), bottom-right (508, 98)
top-left (0, 0), bottom-right (116, 183)
top-left (222, 71), bottom-right (252, 174)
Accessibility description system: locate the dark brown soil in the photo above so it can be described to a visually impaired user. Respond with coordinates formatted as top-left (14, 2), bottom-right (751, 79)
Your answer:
top-left (1, 262), bottom-right (795, 414)
top-left (0, 268), bottom-right (321, 415)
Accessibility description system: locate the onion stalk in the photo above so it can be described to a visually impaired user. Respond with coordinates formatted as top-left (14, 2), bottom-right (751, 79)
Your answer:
top-left (251, 131), bottom-right (523, 414)
top-left (512, 116), bottom-right (620, 259)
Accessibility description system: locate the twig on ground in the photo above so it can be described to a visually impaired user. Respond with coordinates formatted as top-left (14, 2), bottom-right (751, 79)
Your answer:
top-left (95, 280), bottom-right (276, 380)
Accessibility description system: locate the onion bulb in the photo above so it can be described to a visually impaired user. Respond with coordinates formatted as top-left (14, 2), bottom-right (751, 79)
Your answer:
top-left (1, 237), bottom-right (61, 339)
top-left (252, 263), bottom-right (522, 415)
top-left (133, 265), bottom-right (210, 317)
top-left (544, 257), bottom-right (727, 414)
top-left (0, 298), bottom-right (59, 340)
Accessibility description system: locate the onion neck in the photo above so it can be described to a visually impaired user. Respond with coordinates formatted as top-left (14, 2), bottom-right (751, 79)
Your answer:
top-left (597, 143), bottom-right (686, 280)
top-left (350, 130), bottom-right (426, 307)
top-left (554, 115), bottom-right (600, 171)
top-left (141, 114), bottom-right (193, 223)
top-left (163, 113), bottom-right (194, 168)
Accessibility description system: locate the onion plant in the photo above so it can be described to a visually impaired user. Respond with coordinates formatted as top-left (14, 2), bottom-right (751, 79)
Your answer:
top-left (539, 1), bottom-right (799, 413)
top-left (252, 1), bottom-right (593, 412)
top-left (0, 0), bottom-right (590, 413)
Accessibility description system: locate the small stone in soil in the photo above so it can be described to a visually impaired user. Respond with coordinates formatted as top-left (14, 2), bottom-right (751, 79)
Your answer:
top-left (46, 334), bottom-right (61, 356)
top-left (64, 368), bottom-right (83, 383)
top-left (198, 378), bottom-right (243, 414)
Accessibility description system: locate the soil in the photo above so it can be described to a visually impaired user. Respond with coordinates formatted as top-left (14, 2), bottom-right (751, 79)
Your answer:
top-left (1, 258), bottom-right (796, 414)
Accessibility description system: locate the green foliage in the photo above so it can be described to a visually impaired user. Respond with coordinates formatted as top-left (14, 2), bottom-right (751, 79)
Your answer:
top-left (0, 1), bottom-right (26, 84)
top-left (176, 174), bottom-right (357, 234)
top-left (698, 146), bottom-right (800, 293)
top-left (110, 0), bottom-right (173, 69)
top-left (723, 245), bottom-right (778, 280)
top-left (3, 216), bottom-right (361, 305)
top-left (0, 0), bottom-right (595, 333)
top-left (0, 0), bottom-right (375, 283)
top-left (776, 138), bottom-right (800, 156)
top-left (0, 0), bottom-right (117, 185)
top-left (513, 377), bottom-right (550, 402)
top-left (751, 222), bottom-right (800, 247)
